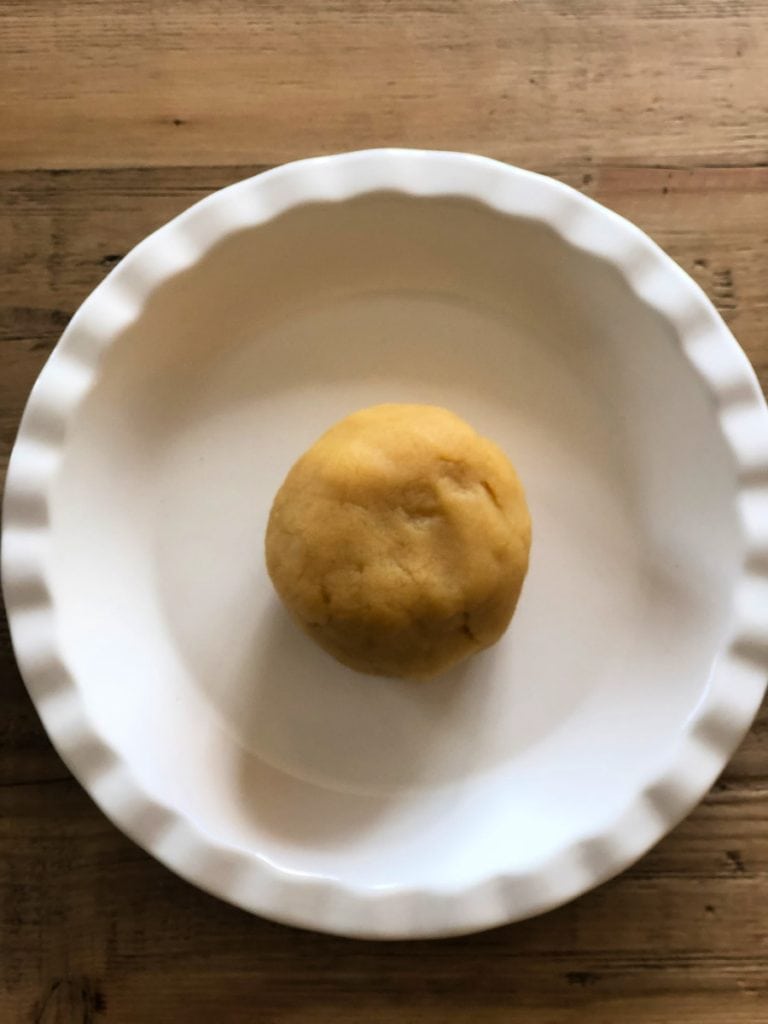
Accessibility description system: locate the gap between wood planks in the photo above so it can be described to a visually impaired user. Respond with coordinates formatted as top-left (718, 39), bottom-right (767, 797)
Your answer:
top-left (2, 159), bottom-right (768, 176)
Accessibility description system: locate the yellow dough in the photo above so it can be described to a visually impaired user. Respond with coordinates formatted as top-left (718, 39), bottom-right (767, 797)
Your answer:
top-left (265, 404), bottom-right (531, 680)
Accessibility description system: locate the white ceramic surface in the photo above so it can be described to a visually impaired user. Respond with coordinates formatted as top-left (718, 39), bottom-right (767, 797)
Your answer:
top-left (4, 150), bottom-right (768, 940)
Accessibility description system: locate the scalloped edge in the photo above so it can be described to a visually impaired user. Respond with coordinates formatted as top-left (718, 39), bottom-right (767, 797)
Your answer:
top-left (3, 149), bottom-right (768, 940)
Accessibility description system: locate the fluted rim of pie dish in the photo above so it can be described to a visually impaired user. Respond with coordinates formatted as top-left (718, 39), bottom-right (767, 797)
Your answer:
top-left (3, 149), bottom-right (768, 939)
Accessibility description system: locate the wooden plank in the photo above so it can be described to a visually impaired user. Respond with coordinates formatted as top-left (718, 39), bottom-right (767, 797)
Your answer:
top-left (0, 769), bottom-right (767, 1017)
top-left (0, 773), bottom-right (766, 1021)
top-left (1, 1), bottom-right (768, 172)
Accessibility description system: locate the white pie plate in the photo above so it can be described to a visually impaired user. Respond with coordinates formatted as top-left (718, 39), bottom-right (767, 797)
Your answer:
top-left (3, 150), bottom-right (768, 940)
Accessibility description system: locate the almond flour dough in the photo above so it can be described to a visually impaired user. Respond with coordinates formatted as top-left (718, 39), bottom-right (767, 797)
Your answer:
top-left (265, 404), bottom-right (531, 679)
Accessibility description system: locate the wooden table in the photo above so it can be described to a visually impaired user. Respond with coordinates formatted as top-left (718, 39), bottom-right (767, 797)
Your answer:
top-left (2, 2), bottom-right (767, 1021)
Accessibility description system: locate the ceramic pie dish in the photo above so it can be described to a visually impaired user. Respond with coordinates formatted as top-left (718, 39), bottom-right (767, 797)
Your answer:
top-left (3, 149), bottom-right (768, 939)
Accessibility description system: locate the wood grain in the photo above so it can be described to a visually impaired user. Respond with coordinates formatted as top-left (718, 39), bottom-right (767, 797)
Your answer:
top-left (1, 1), bottom-right (768, 172)
top-left (1, 0), bottom-right (767, 1021)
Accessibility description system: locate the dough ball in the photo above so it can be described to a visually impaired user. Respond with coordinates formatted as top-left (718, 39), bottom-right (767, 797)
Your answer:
top-left (265, 404), bottom-right (531, 680)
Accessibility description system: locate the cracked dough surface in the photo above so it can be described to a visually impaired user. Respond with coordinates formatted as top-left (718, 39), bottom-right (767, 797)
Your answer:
top-left (265, 404), bottom-right (532, 680)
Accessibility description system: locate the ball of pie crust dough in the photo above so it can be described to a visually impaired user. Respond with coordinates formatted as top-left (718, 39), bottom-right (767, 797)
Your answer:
top-left (265, 404), bottom-right (531, 680)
